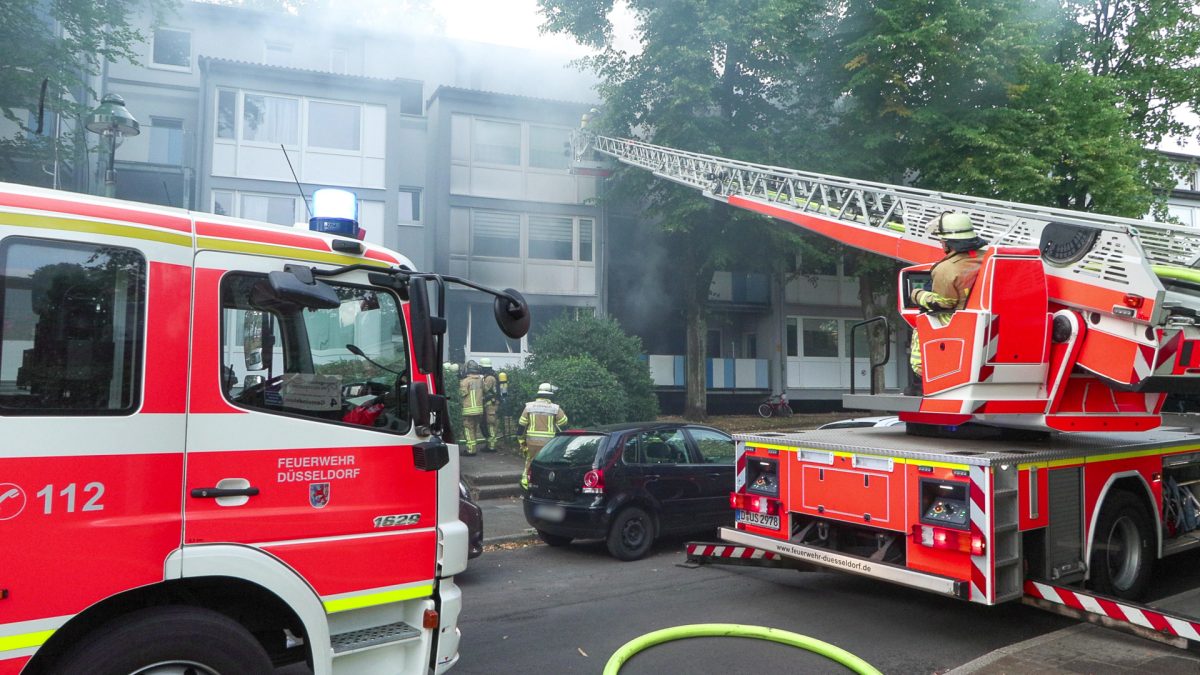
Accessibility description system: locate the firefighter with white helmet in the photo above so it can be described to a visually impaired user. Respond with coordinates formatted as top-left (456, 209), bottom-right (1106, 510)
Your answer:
top-left (518, 382), bottom-right (568, 486)
top-left (479, 357), bottom-right (499, 452)
top-left (906, 211), bottom-right (987, 395)
top-left (459, 360), bottom-right (485, 456)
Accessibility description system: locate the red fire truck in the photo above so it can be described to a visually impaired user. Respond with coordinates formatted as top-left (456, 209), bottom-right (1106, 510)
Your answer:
top-left (575, 133), bottom-right (1200, 639)
top-left (0, 183), bottom-right (529, 674)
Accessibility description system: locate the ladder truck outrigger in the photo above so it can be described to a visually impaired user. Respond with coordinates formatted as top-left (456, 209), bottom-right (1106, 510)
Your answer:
top-left (573, 128), bottom-right (1200, 646)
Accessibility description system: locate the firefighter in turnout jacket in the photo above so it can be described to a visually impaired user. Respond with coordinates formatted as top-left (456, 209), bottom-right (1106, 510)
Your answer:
top-left (480, 357), bottom-right (499, 452)
top-left (907, 212), bottom-right (986, 394)
top-left (519, 383), bottom-right (569, 484)
top-left (459, 360), bottom-right (485, 456)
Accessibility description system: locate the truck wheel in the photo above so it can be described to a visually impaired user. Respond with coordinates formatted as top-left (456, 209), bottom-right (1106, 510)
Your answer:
top-left (537, 529), bottom-right (573, 547)
top-left (607, 506), bottom-right (655, 561)
top-left (53, 606), bottom-right (274, 675)
top-left (1089, 491), bottom-right (1154, 600)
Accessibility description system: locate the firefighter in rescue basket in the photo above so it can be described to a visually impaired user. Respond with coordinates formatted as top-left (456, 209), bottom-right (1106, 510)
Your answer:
top-left (906, 212), bottom-right (987, 396)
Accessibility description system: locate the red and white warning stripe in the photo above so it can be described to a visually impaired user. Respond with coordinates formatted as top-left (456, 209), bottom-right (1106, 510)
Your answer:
top-left (735, 441), bottom-right (748, 492)
top-left (1025, 580), bottom-right (1200, 642)
top-left (968, 465), bottom-right (991, 604)
top-left (686, 543), bottom-right (780, 561)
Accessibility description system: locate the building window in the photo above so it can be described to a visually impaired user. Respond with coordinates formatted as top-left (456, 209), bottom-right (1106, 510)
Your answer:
top-left (212, 190), bottom-right (234, 217)
top-left (151, 28), bottom-right (190, 69)
top-left (528, 215), bottom-right (573, 260)
top-left (844, 319), bottom-right (869, 360)
top-left (0, 238), bottom-right (146, 415)
top-left (216, 90), bottom-right (236, 140)
top-left (473, 119), bottom-right (521, 166)
top-left (529, 125), bottom-right (570, 170)
top-left (242, 94), bottom-right (299, 146)
top-left (470, 304), bottom-right (520, 353)
top-left (786, 318), bottom-right (798, 357)
top-left (398, 188), bottom-right (421, 223)
top-left (307, 101), bottom-right (360, 151)
top-left (472, 211), bottom-right (520, 258)
top-left (240, 194), bottom-right (298, 226)
top-left (707, 330), bottom-right (722, 358)
top-left (742, 333), bottom-right (758, 359)
top-left (802, 318), bottom-right (840, 357)
top-left (264, 42), bottom-right (293, 67)
top-left (579, 219), bottom-right (593, 262)
top-left (148, 117), bottom-right (183, 165)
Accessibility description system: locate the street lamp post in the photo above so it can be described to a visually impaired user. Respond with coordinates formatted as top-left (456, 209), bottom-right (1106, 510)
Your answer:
top-left (86, 93), bottom-right (140, 198)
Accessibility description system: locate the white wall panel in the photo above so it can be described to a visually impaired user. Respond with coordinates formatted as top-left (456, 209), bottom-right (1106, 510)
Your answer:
top-left (238, 145), bottom-right (294, 181)
top-left (525, 263), bottom-right (575, 294)
top-left (449, 207), bottom-right (469, 255)
top-left (363, 105), bottom-right (386, 158)
top-left (470, 167), bottom-right (523, 199)
top-left (451, 114), bottom-right (470, 162)
top-left (358, 200), bottom-right (385, 246)
top-left (450, 165), bottom-right (470, 195)
top-left (212, 143), bottom-right (236, 176)
top-left (526, 173), bottom-right (576, 203)
top-left (577, 265), bottom-right (595, 295)
top-left (303, 151), bottom-right (362, 187)
top-left (470, 259), bottom-right (522, 289)
top-left (362, 157), bottom-right (385, 188)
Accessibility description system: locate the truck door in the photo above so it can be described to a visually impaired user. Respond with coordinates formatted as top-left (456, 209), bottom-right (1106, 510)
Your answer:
top-left (0, 221), bottom-right (189, 641)
top-left (184, 252), bottom-right (437, 611)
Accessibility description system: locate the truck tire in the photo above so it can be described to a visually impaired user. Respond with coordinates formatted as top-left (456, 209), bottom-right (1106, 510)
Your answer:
top-left (52, 606), bottom-right (274, 675)
top-left (1089, 490), bottom-right (1154, 600)
top-left (537, 529), bottom-right (573, 547)
top-left (607, 506), bottom-right (655, 561)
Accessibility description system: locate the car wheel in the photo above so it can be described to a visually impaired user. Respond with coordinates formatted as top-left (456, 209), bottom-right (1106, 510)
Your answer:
top-left (1089, 490), bottom-right (1154, 600)
top-left (607, 506), bottom-right (655, 561)
top-left (757, 403), bottom-right (773, 419)
top-left (537, 529), bottom-right (573, 547)
top-left (53, 606), bottom-right (274, 675)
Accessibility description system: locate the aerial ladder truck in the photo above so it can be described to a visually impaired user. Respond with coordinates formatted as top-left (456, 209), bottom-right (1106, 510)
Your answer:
top-left (574, 130), bottom-right (1200, 646)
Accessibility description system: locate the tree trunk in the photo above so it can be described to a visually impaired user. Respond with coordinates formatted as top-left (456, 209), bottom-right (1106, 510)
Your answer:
top-left (684, 303), bottom-right (708, 421)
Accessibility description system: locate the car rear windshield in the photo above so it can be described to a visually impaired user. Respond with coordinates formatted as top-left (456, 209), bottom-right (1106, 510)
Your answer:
top-left (534, 434), bottom-right (605, 467)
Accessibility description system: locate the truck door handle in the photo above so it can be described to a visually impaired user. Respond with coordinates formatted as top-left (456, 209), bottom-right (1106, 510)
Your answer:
top-left (190, 486), bottom-right (260, 499)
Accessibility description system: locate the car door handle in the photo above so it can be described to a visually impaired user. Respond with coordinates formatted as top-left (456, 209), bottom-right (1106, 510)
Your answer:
top-left (190, 486), bottom-right (260, 499)
top-left (644, 474), bottom-right (660, 480)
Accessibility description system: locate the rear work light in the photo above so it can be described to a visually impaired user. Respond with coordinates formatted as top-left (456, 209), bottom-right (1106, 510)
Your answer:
top-left (582, 469), bottom-right (605, 494)
top-left (912, 524), bottom-right (985, 556)
top-left (729, 492), bottom-right (779, 515)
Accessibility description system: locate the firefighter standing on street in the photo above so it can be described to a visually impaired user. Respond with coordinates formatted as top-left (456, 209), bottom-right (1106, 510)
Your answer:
top-left (907, 211), bottom-right (987, 395)
top-left (519, 383), bottom-right (568, 487)
top-left (459, 360), bottom-right (485, 456)
top-left (480, 358), bottom-right (499, 452)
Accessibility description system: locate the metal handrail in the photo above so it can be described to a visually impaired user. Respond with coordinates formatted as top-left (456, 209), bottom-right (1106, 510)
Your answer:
top-left (849, 317), bottom-right (892, 395)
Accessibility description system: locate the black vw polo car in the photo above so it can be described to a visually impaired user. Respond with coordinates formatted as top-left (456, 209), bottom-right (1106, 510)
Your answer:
top-left (522, 422), bottom-right (736, 561)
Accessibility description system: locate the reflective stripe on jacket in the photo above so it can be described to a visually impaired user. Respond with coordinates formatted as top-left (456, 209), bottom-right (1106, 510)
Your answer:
top-left (518, 398), bottom-right (568, 438)
top-left (460, 374), bottom-right (484, 415)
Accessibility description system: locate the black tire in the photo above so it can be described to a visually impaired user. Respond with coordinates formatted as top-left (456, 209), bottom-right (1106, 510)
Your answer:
top-left (537, 529), bottom-right (573, 547)
top-left (757, 403), bottom-right (773, 419)
top-left (607, 506), bottom-right (655, 561)
top-left (53, 606), bottom-right (274, 675)
top-left (1089, 491), bottom-right (1154, 600)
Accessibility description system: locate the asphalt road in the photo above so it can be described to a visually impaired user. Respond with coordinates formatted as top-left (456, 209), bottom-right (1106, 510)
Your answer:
top-left (454, 536), bottom-right (1073, 674)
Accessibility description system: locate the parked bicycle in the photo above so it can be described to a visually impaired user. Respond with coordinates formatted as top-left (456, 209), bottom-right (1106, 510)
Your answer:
top-left (757, 392), bottom-right (793, 418)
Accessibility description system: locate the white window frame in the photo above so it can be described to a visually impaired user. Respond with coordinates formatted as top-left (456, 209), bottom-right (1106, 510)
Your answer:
top-left (465, 209), bottom-right (597, 263)
top-left (470, 117), bottom-right (523, 168)
top-left (149, 27), bottom-right (192, 72)
top-left (238, 90), bottom-right (301, 149)
top-left (305, 98), bottom-right (362, 154)
top-left (210, 189), bottom-right (302, 227)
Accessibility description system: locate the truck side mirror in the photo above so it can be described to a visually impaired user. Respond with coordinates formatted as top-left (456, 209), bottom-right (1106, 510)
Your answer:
top-left (267, 269), bottom-right (340, 309)
top-left (494, 288), bottom-right (531, 339)
top-left (408, 380), bottom-right (432, 436)
top-left (408, 277), bottom-right (445, 375)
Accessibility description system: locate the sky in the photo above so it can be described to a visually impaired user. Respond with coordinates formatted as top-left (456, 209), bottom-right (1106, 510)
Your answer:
top-left (437, 0), bottom-right (637, 55)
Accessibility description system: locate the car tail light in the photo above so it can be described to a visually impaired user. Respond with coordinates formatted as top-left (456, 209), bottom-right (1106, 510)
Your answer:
top-left (729, 491), bottom-right (777, 515)
top-left (583, 469), bottom-right (604, 494)
top-left (912, 524), bottom-right (985, 556)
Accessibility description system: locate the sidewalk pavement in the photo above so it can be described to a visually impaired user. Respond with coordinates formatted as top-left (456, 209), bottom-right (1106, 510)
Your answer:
top-left (459, 447), bottom-right (537, 545)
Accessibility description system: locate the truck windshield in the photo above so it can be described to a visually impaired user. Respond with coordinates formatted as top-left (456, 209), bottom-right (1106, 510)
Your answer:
top-left (220, 273), bottom-right (410, 434)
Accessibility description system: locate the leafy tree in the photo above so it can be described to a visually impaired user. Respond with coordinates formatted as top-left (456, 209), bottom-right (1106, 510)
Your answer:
top-left (0, 0), bottom-right (176, 186)
top-left (527, 314), bottom-right (658, 421)
top-left (502, 355), bottom-right (627, 428)
top-left (539, 0), bottom-right (822, 419)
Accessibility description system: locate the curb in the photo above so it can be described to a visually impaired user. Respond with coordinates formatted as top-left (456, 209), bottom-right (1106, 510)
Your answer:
top-left (483, 530), bottom-right (539, 546)
top-left (944, 623), bottom-right (1092, 674)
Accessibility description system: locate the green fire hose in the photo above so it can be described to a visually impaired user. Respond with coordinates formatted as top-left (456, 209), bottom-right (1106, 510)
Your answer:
top-left (603, 623), bottom-right (883, 675)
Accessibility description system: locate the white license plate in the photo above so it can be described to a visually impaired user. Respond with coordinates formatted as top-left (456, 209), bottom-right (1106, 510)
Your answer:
top-left (737, 510), bottom-right (780, 529)
top-left (533, 504), bottom-right (566, 523)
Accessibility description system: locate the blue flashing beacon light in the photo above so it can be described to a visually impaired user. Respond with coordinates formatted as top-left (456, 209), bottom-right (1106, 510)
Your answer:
top-left (309, 188), bottom-right (360, 238)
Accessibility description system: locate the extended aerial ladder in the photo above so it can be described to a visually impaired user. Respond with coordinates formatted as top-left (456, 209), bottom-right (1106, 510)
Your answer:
top-left (573, 132), bottom-right (1200, 432)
